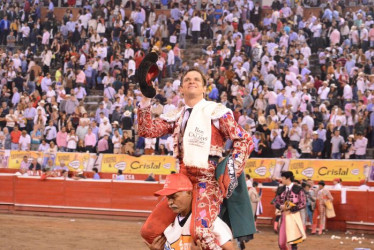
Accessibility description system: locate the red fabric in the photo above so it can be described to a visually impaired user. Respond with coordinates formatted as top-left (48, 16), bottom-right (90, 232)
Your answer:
top-left (10, 130), bottom-right (21, 144)
top-left (146, 65), bottom-right (159, 86)
top-left (140, 197), bottom-right (176, 244)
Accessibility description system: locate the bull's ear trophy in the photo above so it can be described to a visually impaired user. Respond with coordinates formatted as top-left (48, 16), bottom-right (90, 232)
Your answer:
top-left (136, 46), bottom-right (160, 98)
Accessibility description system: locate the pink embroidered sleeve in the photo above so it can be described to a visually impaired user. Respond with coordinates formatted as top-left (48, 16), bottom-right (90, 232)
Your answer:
top-left (137, 106), bottom-right (174, 138)
top-left (218, 112), bottom-right (254, 176)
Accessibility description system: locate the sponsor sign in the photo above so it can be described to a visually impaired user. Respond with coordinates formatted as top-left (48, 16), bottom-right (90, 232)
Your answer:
top-left (100, 154), bottom-right (176, 174)
top-left (288, 159), bottom-right (369, 181)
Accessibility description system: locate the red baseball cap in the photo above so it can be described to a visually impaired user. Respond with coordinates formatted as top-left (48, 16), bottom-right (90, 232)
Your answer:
top-left (154, 174), bottom-right (193, 196)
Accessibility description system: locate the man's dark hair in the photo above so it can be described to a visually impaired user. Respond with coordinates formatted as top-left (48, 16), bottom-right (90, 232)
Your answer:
top-left (246, 174), bottom-right (251, 179)
top-left (92, 167), bottom-right (98, 173)
top-left (281, 171), bottom-right (294, 182)
top-left (253, 181), bottom-right (258, 188)
top-left (118, 169), bottom-right (123, 175)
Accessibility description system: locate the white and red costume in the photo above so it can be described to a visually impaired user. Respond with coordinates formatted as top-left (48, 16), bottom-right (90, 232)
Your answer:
top-left (138, 99), bottom-right (253, 250)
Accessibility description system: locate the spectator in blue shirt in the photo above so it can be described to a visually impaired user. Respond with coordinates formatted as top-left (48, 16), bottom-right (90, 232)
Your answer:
top-left (92, 167), bottom-right (100, 180)
top-left (208, 82), bottom-right (219, 101)
top-left (312, 132), bottom-right (324, 158)
top-left (0, 15), bottom-right (10, 45)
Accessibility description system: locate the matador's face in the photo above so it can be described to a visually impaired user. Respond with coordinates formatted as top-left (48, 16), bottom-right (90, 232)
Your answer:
top-left (181, 71), bottom-right (205, 100)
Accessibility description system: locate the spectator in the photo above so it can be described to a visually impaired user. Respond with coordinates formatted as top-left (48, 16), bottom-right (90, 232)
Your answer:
top-left (10, 126), bottom-right (21, 150)
top-left (20, 156), bottom-right (30, 172)
top-left (331, 130), bottom-right (345, 159)
top-left (332, 178), bottom-right (343, 190)
top-left (56, 127), bottom-right (68, 152)
top-left (29, 158), bottom-right (42, 171)
top-left (145, 173), bottom-right (156, 181)
top-left (66, 129), bottom-right (78, 152)
top-left (93, 167), bottom-right (100, 180)
top-left (311, 132), bottom-right (324, 158)
top-left (283, 145), bottom-right (300, 159)
top-left (97, 134), bottom-right (110, 153)
top-left (38, 139), bottom-right (50, 152)
top-left (354, 132), bottom-right (368, 159)
top-left (299, 135), bottom-right (313, 158)
top-left (19, 130), bottom-right (31, 151)
top-left (116, 169), bottom-right (125, 181)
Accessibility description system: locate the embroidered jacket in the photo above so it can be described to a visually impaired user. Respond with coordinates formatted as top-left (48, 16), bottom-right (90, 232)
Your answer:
top-left (274, 185), bottom-right (307, 213)
top-left (137, 104), bottom-right (253, 176)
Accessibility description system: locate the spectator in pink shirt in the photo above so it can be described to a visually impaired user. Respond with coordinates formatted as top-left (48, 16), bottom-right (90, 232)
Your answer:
top-left (369, 24), bottom-right (374, 47)
top-left (76, 69), bottom-right (86, 85)
top-left (84, 127), bottom-right (97, 153)
top-left (97, 134), bottom-right (109, 153)
top-left (56, 126), bottom-right (68, 151)
top-left (249, 29), bottom-right (262, 48)
top-left (329, 28), bottom-right (340, 46)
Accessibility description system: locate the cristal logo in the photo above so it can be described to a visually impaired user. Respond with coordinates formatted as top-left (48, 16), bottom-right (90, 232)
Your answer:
top-left (351, 169), bottom-right (359, 175)
top-left (302, 168), bottom-right (314, 178)
top-left (68, 161), bottom-right (80, 169)
top-left (163, 163), bottom-right (171, 169)
top-left (114, 162), bottom-right (127, 170)
top-left (255, 166), bottom-right (267, 176)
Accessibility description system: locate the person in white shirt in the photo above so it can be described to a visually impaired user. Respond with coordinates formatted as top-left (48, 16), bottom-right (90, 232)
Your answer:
top-left (66, 129), bottom-right (78, 152)
top-left (144, 137), bottom-right (156, 155)
top-left (301, 111), bottom-right (314, 131)
top-left (46, 85), bottom-right (56, 103)
top-left (74, 85), bottom-right (87, 101)
top-left (19, 130), bottom-right (31, 151)
top-left (342, 81), bottom-right (353, 101)
top-left (354, 132), bottom-right (368, 159)
top-left (166, 46), bottom-right (175, 77)
top-left (112, 130), bottom-right (122, 154)
top-left (318, 81), bottom-right (330, 101)
top-left (190, 13), bottom-right (204, 44)
top-left (146, 174), bottom-right (234, 250)
top-left (41, 74), bottom-right (52, 93)
top-left (99, 118), bottom-right (112, 138)
top-left (124, 44), bottom-right (135, 60)
top-left (332, 178), bottom-right (343, 190)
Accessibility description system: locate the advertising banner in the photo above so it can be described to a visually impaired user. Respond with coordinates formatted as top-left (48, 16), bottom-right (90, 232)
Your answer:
top-left (55, 152), bottom-right (90, 171)
top-left (245, 158), bottom-right (290, 179)
top-left (288, 159), bottom-right (370, 182)
top-left (8, 151), bottom-right (43, 169)
top-left (100, 154), bottom-right (176, 174)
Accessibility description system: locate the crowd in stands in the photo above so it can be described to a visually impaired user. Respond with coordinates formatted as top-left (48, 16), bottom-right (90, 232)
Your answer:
top-left (0, 0), bottom-right (373, 160)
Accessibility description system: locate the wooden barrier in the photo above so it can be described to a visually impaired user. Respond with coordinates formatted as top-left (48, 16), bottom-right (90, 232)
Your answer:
top-left (1, 175), bottom-right (374, 231)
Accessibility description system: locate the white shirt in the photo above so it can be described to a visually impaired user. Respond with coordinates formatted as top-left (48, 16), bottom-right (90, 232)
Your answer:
top-left (19, 134), bottom-right (31, 150)
top-left (167, 50), bottom-right (175, 65)
top-left (164, 213), bottom-right (232, 249)
top-left (318, 86), bottom-right (330, 100)
top-left (190, 16), bottom-right (204, 31)
top-left (67, 135), bottom-right (78, 149)
top-left (264, 91), bottom-right (277, 105)
top-left (112, 135), bottom-right (122, 149)
top-left (354, 137), bottom-right (368, 156)
top-left (145, 138), bottom-right (156, 149)
top-left (333, 183), bottom-right (342, 190)
top-left (301, 115), bottom-right (314, 131)
top-left (343, 84), bottom-right (353, 100)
